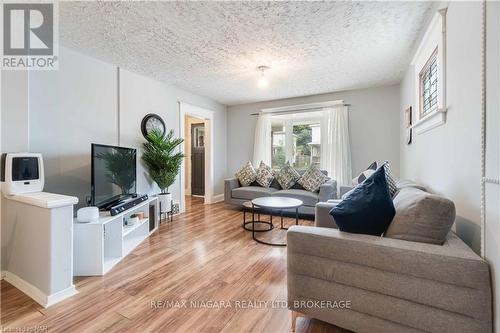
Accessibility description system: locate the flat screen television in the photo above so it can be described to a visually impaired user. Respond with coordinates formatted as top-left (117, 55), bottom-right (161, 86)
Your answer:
top-left (91, 143), bottom-right (137, 209)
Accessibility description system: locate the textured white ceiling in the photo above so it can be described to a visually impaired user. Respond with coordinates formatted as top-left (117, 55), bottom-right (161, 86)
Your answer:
top-left (60, 1), bottom-right (434, 106)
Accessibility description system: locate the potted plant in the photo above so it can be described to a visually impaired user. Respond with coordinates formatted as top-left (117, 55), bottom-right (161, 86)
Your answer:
top-left (142, 129), bottom-right (184, 213)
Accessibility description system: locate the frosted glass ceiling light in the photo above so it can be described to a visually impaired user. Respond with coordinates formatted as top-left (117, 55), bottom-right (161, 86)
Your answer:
top-left (257, 66), bottom-right (269, 89)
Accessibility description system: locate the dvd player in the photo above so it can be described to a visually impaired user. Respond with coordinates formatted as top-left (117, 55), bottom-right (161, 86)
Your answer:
top-left (110, 194), bottom-right (149, 216)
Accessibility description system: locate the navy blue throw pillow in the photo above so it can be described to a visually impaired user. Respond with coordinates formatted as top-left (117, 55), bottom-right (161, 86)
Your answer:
top-left (329, 167), bottom-right (395, 236)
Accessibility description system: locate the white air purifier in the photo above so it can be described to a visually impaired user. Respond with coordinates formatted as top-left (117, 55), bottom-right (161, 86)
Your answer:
top-left (1, 153), bottom-right (44, 195)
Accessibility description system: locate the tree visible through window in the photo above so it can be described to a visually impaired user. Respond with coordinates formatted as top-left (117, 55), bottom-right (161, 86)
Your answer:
top-left (271, 121), bottom-right (320, 169)
top-left (271, 124), bottom-right (286, 168)
top-left (293, 124), bottom-right (318, 169)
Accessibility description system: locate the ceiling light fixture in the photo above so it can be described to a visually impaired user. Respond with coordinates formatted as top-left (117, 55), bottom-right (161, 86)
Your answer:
top-left (257, 65), bottom-right (269, 89)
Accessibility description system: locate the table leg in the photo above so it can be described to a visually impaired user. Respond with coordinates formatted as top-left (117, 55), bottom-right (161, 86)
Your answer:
top-left (251, 204), bottom-right (292, 247)
top-left (252, 203), bottom-right (255, 240)
top-left (242, 206), bottom-right (246, 228)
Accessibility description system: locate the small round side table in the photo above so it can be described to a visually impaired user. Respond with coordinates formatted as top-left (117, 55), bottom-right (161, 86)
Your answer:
top-left (250, 197), bottom-right (303, 246)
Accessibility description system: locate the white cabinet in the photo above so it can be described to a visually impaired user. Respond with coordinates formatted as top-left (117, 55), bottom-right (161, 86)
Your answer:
top-left (2, 192), bottom-right (79, 307)
top-left (73, 197), bottom-right (158, 276)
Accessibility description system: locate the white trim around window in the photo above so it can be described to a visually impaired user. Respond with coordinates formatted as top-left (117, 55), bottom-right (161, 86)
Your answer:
top-left (411, 8), bottom-right (448, 135)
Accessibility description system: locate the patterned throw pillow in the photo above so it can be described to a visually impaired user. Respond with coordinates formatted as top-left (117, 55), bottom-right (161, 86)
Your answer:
top-left (298, 166), bottom-right (328, 192)
top-left (255, 161), bottom-right (274, 187)
top-left (383, 161), bottom-right (398, 198)
top-left (235, 161), bottom-right (257, 186)
top-left (352, 161), bottom-right (378, 186)
top-left (275, 162), bottom-right (300, 190)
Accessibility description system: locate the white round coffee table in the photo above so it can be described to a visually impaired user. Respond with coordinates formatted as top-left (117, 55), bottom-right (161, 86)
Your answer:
top-left (250, 197), bottom-right (303, 246)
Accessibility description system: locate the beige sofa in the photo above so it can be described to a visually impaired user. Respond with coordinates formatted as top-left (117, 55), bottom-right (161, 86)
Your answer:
top-left (287, 184), bottom-right (492, 333)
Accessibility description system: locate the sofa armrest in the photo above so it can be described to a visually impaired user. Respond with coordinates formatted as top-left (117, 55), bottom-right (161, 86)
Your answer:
top-left (314, 202), bottom-right (338, 229)
top-left (318, 179), bottom-right (337, 202)
top-left (339, 185), bottom-right (354, 197)
top-left (224, 178), bottom-right (240, 202)
top-left (287, 226), bottom-right (490, 289)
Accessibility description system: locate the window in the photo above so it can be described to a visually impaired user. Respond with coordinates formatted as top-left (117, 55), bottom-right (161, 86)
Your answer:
top-left (411, 8), bottom-right (447, 134)
top-left (419, 48), bottom-right (438, 117)
top-left (193, 126), bottom-right (205, 148)
top-left (271, 124), bottom-right (286, 168)
top-left (293, 124), bottom-right (320, 169)
top-left (271, 119), bottom-right (321, 169)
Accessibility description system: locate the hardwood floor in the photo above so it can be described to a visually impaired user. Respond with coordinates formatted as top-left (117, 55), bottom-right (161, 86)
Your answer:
top-left (1, 196), bottom-right (349, 333)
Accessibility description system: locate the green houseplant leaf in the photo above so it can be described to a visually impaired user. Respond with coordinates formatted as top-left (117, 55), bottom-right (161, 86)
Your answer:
top-left (142, 129), bottom-right (185, 194)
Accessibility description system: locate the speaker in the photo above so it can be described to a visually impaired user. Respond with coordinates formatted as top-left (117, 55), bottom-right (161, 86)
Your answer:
top-left (77, 207), bottom-right (99, 223)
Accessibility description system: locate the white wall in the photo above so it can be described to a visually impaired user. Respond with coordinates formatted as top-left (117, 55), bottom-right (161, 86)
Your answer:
top-left (119, 69), bottom-right (227, 203)
top-left (1, 71), bottom-right (29, 153)
top-left (227, 84), bottom-right (401, 178)
top-left (399, 2), bottom-right (483, 253)
top-left (29, 47), bottom-right (119, 208)
top-left (1, 71), bottom-right (30, 270)
top-left (1, 46), bottom-right (227, 210)
top-left (119, 69), bottom-right (178, 200)
top-left (485, 1), bottom-right (500, 331)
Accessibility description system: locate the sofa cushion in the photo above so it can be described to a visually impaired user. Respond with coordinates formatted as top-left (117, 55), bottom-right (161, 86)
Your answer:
top-left (329, 167), bottom-right (395, 236)
top-left (297, 166), bottom-right (328, 192)
top-left (291, 169), bottom-right (328, 190)
top-left (382, 161), bottom-right (398, 197)
top-left (235, 161), bottom-right (257, 186)
top-left (255, 161), bottom-right (274, 188)
top-left (232, 186), bottom-right (278, 200)
top-left (352, 161), bottom-right (377, 186)
top-left (274, 189), bottom-right (318, 207)
top-left (396, 179), bottom-right (427, 192)
top-left (384, 187), bottom-right (455, 245)
top-left (275, 162), bottom-right (301, 189)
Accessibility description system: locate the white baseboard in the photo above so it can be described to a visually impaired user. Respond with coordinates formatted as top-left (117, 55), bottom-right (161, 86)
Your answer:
top-left (1, 270), bottom-right (6, 280)
top-left (45, 285), bottom-right (78, 307)
top-left (3, 271), bottom-right (78, 308)
top-left (213, 193), bottom-right (224, 203)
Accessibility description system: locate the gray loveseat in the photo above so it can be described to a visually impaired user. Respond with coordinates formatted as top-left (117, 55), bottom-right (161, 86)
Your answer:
top-left (224, 170), bottom-right (337, 216)
top-left (287, 182), bottom-right (492, 333)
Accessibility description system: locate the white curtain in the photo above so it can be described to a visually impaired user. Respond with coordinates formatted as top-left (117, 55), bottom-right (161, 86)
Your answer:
top-left (253, 113), bottom-right (272, 166)
top-left (320, 106), bottom-right (352, 185)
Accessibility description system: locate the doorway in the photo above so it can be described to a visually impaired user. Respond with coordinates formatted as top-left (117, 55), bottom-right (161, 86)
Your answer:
top-left (179, 102), bottom-right (215, 214)
top-left (184, 116), bottom-right (205, 198)
top-left (191, 123), bottom-right (205, 196)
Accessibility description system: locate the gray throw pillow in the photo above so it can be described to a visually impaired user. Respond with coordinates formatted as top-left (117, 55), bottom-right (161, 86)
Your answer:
top-left (352, 161), bottom-right (377, 186)
top-left (384, 187), bottom-right (455, 245)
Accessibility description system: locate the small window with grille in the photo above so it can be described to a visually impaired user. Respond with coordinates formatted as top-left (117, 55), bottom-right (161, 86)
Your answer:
top-left (419, 48), bottom-right (438, 117)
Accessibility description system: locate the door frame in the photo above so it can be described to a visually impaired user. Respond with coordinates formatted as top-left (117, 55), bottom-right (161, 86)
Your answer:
top-left (179, 102), bottom-right (214, 213)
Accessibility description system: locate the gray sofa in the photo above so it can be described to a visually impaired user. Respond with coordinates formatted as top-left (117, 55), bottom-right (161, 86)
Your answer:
top-left (224, 170), bottom-right (337, 216)
top-left (287, 183), bottom-right (492, 333)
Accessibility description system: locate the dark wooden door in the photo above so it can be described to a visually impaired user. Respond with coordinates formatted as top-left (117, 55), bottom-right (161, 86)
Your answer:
top-left (191, 123), bottom-right (205, 196)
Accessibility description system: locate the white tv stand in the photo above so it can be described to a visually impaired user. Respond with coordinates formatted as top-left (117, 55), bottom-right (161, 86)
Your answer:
top-left (73, 197), bottom-right (158, 276)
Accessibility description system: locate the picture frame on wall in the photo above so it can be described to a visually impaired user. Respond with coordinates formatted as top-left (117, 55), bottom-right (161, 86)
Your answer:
top-left (405, 107), bottom-right (412, 145)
